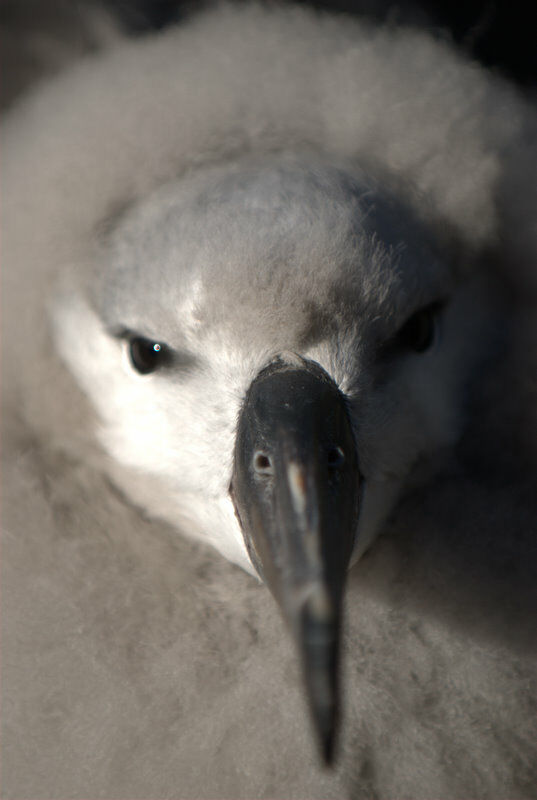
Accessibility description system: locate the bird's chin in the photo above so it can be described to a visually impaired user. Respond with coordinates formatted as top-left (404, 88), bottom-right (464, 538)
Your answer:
top-left (349, 476), bottom-right (404, 565)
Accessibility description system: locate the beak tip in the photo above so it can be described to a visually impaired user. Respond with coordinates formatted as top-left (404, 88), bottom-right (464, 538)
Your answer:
top-left (300, 601), bottom-right (341, 766)
top-left (320, 728), bottom-right (337, 766)
top-left (311, 700), bottom-right (339, 766)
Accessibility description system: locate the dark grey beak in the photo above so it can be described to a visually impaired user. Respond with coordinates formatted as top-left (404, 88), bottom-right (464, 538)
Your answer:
top-left (230, 357), bottom-right (360, 764)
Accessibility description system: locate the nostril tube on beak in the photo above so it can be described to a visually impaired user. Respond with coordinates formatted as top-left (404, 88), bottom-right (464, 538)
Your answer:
top-left (253, 451), bottom-right (273, 474)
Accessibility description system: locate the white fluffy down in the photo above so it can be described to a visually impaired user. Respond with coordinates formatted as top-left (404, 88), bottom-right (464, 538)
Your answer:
top-left (2, 3), bottom-right (537, 798)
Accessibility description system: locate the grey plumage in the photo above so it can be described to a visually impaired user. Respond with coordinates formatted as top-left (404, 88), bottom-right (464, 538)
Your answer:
top-left (2, 3), bottom-right (537, 797)
top-left (0, 0), bottom-right (120, 110)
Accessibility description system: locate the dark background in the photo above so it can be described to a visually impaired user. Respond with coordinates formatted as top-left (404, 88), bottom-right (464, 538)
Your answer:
top-left (1, 0), bottom-right (536, 92)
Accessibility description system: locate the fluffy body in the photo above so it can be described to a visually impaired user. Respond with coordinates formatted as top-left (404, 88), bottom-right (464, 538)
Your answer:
top-left (2, 3), bottom-right (537, 797)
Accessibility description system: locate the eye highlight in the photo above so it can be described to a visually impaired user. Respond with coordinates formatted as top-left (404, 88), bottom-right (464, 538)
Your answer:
top-left (128, 336), bottom-right (170, 374)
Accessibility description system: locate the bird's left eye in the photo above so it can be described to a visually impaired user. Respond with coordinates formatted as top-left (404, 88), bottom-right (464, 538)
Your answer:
top-left (396, 303), bottom-right (440, 353)
top-left (128, 336), bottom-right (169, 374)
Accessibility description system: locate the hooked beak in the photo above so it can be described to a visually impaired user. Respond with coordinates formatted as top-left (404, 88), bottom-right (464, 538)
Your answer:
top-left (230, 357), bottom-right (360, 764)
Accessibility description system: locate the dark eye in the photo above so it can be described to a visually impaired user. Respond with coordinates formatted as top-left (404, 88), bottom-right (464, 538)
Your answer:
top-left (327, 445), bottom-right (345, 468)
top-left (396, 305), bottom-right (439, 353)
top-left (128, 336), bottom-right (169, 374)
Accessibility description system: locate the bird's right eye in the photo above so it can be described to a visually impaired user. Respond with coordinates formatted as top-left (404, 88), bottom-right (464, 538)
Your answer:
top-left (128, 336), bottom-right (169, 374)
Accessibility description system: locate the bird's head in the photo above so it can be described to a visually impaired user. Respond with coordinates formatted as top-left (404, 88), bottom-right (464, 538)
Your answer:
top-left (52, 154), bottom-right (484, 761)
